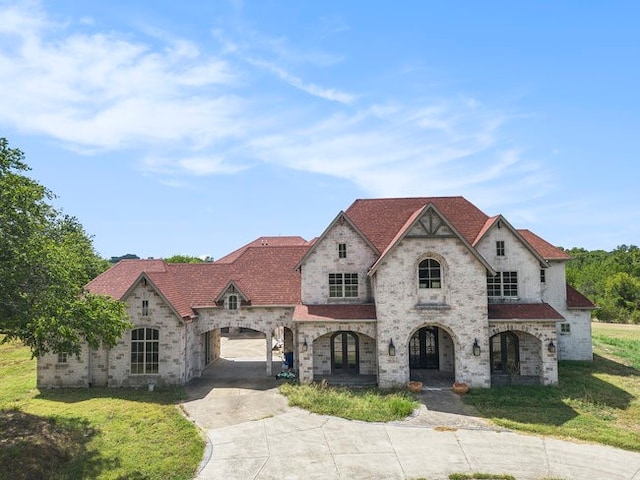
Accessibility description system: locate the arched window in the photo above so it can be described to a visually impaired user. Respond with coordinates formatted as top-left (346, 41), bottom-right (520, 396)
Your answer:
top-left (228, 295), bottom-right (238, 310)
top-left (490, 332), bottom-right (520, 375)
top-left (418, 259), bottom-right (441, 289)
top-left (131, 328), bottom-right (159, 374)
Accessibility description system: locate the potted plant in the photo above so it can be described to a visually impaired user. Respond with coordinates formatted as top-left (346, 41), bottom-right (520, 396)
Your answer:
top-left (452, 382), bottom-right (469, 394)
top-left (407, 381), bottom-right (423, 393)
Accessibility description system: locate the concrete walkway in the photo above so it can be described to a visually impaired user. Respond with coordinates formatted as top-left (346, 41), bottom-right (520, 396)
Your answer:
top-left (182, 335), bottom-right (640, 480)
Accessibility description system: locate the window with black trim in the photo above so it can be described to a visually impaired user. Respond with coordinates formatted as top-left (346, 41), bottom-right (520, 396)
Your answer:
top-left (560, 323), bottom-right (571, 335)
top-left (338, 243), bottom-right (347, 259)
top-left (329, 273), bottom-right (358, 297)
top-left (496, 240), bottom-right (505, 256)
top-left (142, 299), bottom-right (149, 316)
top-left (131, 327), bottom-right (159, 374)
top-left (540, 269), bottom-right (546, 283)
top-left (487, 272), bottom-right (518, 297)
top-left (418, 259), bottom-right (441, 289)
top-left (57, 352), bottom-right (68, 364)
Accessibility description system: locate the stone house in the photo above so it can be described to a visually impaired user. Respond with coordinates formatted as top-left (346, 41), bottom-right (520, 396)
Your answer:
top-left (37, 196), bottom-right (595, 389)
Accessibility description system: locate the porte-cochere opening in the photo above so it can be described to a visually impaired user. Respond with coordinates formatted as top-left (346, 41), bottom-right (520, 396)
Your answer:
top-left (408, 326), bottom-right (455, 387)
top-left (201, 327), bottom-right (282, 380)
top-left (313, 330), bottom-right (377, 386)
top-left (490, 330), bottom-right (542, 386)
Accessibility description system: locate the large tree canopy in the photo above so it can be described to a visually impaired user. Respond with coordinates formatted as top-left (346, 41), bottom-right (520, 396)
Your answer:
top-left (0, 138), bottom-right (130, 356)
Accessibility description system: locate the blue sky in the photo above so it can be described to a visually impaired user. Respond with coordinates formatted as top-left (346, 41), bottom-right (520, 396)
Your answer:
top-left (1, 1), bottom-right (638, 260)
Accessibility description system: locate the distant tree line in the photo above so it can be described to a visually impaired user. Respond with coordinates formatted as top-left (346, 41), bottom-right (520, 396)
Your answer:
top-left (109, 254), bottom-right (213, 263)
top-left (565, 245), bottom-right (640, 323)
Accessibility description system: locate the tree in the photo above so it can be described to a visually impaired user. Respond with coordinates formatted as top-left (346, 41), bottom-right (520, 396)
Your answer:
top-left (0, 138), bottom-right (131, 357)
top-left (164, 254), bottom-right (213, 263)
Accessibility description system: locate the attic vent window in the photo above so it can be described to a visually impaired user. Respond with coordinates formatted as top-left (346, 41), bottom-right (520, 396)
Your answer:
top-left (338, 243), bottom-right (347, 259)
top-left (228, 295), bottom-right (238, 310)
top-left (141, 278), bottom-right (147, 287)
top-left (142, 300), bottom-right (149, 316)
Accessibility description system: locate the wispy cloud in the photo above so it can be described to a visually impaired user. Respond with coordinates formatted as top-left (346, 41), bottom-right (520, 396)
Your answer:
top-left (0, 1), bottom-right (548, 204)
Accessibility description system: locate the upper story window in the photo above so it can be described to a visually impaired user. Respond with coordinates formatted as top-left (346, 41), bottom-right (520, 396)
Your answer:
top-left (227, 295), bottom-right (238, 310)
top-left (131, 327), bottom-right (159, 374)
top-left (329, 273), bottom-right (358, 298)
top-left (487, 271), bottom-right (518, 298)
top-left (560, 323), bottom-right (571, 335)
top-left (57, 352), bottom-right (68, 364)
top-left (496, 240), bottom-right (505, 256)
top-left (142, 299), bottom-right (149, 316)
top-left (418, 259), bottom-right (441, 289)
top-left (540, 269), bottom-right (546, 283)
top-left (338, 243), bottom-right (347, 259)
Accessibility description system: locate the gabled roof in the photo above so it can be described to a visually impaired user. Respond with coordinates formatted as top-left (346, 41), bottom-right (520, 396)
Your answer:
top-left (566, 284), bottom-right (597, 309)
top-left (86, 259), bottom-right (168, 300)
top-left (473, 214), bottom-right (548, 266)
top-left (368, 202), bottom-right (495, 276)
top-left (216, 236), bottom-right (310, 264)
top-left (293, 304), bottom-right (376, 321)
top-left (518, 230), bottom-right (572, 261)
top-left (294, 211), bottom-right (378, 270)
top-left (345, 196), bottom-right (490, 253)
top-left (488, 303), bottom-right (564, 320)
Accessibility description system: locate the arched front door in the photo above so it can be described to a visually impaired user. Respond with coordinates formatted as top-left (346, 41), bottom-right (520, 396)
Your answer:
top-left (490, 331), bottom-right (520, 375)
top-left (331, 331), bottom-right (359, 374)
top-left (409, 326), bottom-right (439, 369)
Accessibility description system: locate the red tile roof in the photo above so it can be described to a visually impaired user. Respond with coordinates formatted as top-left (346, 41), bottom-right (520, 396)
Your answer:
top-left (345, 197), bottom-right (490, 253)
top-left (566, 284), bottom-right (596, 309)
top-left (488, 303), bottom-right (564, 320)
top-left (293, 304), bottom-right (377, 321)
top-left (518, 229), bottom-right (571, 260)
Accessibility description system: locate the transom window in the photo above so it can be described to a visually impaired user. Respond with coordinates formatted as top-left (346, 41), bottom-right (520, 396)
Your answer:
top-left (131, 327), bottom-right (159, 374)
top-left (496, 240), bottom-right (505, 256)
top-left (418, 259), bottom-right (441, 289)
top-left (329, 273), bottom-right (358, 297)
top-left (142, 299), bottom-right (149, 316)
top-left (338, 243), bottom-right (347, 259)
top-left (227, 295), bottom-right (238, 310)
top-left (487, 271), bottom-right (518, 297)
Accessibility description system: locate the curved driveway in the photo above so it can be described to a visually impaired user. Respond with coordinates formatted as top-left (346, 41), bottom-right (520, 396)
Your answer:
top-left (181, 337), bottom-right (640, 480)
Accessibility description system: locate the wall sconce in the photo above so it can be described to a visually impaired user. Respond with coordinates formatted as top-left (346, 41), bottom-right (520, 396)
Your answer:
top-left (472, 339), bottom-right (481, 356)
top-left (388, 339), bottom-right (396, 356)
top-left (302, 339), bottom-right (308, 352)
top-left (548, 340), bottom-right (556, 353)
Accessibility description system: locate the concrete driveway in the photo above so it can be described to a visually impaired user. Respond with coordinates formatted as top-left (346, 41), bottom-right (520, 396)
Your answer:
top-left (181, 336), bottom-right (640, 480)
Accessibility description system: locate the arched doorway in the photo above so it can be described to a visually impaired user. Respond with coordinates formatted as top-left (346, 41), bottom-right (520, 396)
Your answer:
top-left (490, 330), bottom-right (542, 386)
top-left (331, 331), bottom-right (359, 374)
top-left (408, 325), bottom-right (454, 386)
top-left (409, 326), bottom-right (439, 369)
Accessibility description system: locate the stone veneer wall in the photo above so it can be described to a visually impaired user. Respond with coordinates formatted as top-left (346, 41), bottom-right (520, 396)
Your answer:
top-left (297, 321), bottom-right (376, 383)
top-left (374, 236), bottom-right (491, 388)
top-left (489, 321), bottom-right (558, 385)
top-left (37, 344), bottom-right (91, 388)
top-left (312, 331), bottom-right (376, 376)
top-left (301, 218), bottom-right (379, 305)
top-left (107, 283), bottom-right (187, 387)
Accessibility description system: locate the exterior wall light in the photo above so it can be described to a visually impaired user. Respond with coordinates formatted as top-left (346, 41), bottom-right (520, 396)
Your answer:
top-left (388, 339), bottom-right (396, 356)
top-left (472, 339), bottom-right (481, 356)
top-left (302, 339), bottom-right (308, 352)
top-left (548, 340), bottom-right (556, 353)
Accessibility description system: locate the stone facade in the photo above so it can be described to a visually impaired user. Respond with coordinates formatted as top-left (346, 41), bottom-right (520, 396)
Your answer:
top-left (36, 197), bottom-right (594, 390)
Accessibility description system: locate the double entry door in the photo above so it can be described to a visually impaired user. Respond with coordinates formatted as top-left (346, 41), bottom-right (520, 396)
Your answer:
top-left (409, 326), bottom-right (439, 369)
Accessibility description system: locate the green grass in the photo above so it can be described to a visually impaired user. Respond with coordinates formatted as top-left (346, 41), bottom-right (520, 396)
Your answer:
top-left (0, 337), bottom-right (204, 480)
top-left (464, 322), bottom-right (640, 452)
top-left (448, 474), bottom-right (516, 480)
top-left (279, 382), bottom-right (419, 422)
